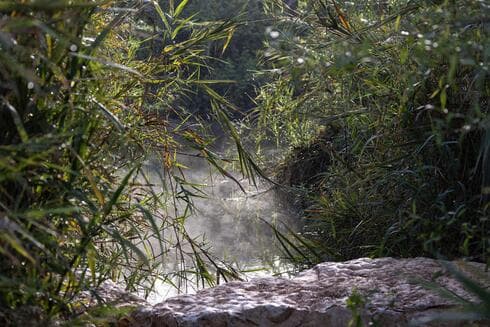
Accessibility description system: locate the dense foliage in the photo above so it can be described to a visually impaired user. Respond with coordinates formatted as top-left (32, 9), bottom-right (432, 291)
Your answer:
top-left (1, 0), bottom-right (489, 324)
top-left (0, 0), bottom-right (260, 323)
top-left (180, 0), bottom-right (268, 113)
top-left (252, 0), bottom-right (489, 265)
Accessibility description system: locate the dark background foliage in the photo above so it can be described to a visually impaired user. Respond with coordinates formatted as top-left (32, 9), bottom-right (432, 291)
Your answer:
top-left (180, 0), bottom-right (269, 114)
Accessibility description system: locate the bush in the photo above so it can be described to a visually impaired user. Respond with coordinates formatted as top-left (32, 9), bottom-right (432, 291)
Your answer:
top-left (0, 0), bottom-right (255, 323)
top-left (252, 0), bottom-right (489, 264)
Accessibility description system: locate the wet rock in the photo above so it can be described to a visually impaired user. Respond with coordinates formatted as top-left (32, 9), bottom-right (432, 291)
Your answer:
top-left (129, 257), bottom-right (489, 326)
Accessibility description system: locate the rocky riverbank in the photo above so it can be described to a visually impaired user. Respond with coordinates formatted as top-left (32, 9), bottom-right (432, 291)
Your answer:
top-left (122, 257), bottom-right (489, 326)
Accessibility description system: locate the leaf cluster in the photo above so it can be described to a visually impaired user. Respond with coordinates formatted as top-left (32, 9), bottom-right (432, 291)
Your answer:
top-left (0, 0), bottom-right (258, 323)
top-left (252, 0), bottom-right (489, 264)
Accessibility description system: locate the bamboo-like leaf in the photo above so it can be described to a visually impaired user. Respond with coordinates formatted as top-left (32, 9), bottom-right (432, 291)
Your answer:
top-left (85, 168), bottom-right (105, 206)
top-left (136, 204), bottom-right (165, 265)
top-left (0, 233), bottom-right (35, 264)
top-left (70, 53), bottom-right (143, 78)
top-left (172, 14), bottom-right (197, 40)
top-left (394, 15), bottom-right (401, 32)
top-left (0, 0), bottom-right (108, 11)
top-left (87, 9), bottom-right (129, 55)
top-left (101, 225), bottom-right (149, 266)
top-left (102, 165), bottom-right (138, 218)
top-left (152, 0), bottom-right (172, 34)
top-left (222, 27), bottom-right (235, 55)
top-left (2, 97), bottom-right (28, 143)
top-left (280, 221), bottom-right (327, 260)
top-left (261, 218), bottom-right (312, 264)
top-left (192, 79), bottom-right (236, 84)
top-left (334, 6), bottom-right (351, 31)
top-left (87, 241), bottom-right (97, 284)
top-left (208, 98), bottom-right (272, 188)
top-left (174, 0), bottom-right (190, 19)
top-left (92, 99), bottom-right (126, 132)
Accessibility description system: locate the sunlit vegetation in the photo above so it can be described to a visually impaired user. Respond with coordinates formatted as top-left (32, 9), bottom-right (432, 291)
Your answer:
top-left (251, 0), bottom-right (489, 265)
top-left (0, 0), bottom-right (262, 323)
top-left (1, 0), bottom-right (489, 325)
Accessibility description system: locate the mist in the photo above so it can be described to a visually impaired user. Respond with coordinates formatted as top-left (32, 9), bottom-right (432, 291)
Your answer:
top-left (138, 146), bottom-right (300, 302)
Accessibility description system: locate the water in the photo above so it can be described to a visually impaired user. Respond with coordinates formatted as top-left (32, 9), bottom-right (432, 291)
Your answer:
top-left (139, 149), bottom-right (300, 304)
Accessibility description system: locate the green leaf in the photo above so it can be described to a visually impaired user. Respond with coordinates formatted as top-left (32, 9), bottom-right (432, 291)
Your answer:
top-left (152, 0), bottom-right (172, 35)
top-left (92, 99), bottom-right (125, 132)
top-left (2, 97), bottom-right (29, 143)
top-left (102, 165), bottom-right (138, 218)
top-left (399, 47), bottom-right (408, 64)
top-left (440, 88), bottom-right (447, 110)
top-left (171, 13), bottom-right (197, 39)
top-left (0, 233), bottom-right (35, 264)
top-left (394, 15), bottom-right (401, 31)
top-left (222, 27), bottom-right (235, 55)
top-left (174, 0), bottom-right (190, 19)
top-left (101, 225), bottom-right (149, 267)
top-left (87, 242), bottom-right (97, 284)
top-left (70, 53), bottom-right (143, 78)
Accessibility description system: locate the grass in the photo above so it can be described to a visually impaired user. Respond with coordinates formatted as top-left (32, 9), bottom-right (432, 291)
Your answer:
top-left (0, 0), bottom-right (263, 324)
top-left (250, 0), bottom-right (489, 265)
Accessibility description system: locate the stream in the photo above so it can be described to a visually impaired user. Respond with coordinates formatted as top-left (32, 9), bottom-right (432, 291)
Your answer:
top-left (138, 147), bottom-right (301, 304)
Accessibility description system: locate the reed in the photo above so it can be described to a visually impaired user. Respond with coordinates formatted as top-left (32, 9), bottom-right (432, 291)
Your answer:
top-left (0, 0), bottom-right (260, 323)
top-left (252, 0), bottom-right (489, 264)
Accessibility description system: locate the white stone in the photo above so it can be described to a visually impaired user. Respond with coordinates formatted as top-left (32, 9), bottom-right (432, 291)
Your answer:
top-left (128, 258), bottom-right (489, 326)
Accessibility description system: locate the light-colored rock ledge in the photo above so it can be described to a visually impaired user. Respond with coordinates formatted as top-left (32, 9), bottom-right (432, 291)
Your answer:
top-left (126, 257), bottom-right (489, 326)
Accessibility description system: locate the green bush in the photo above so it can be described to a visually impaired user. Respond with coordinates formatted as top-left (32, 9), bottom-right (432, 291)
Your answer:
top-left (0, 0), bottom-right (256, 323)
top-left (252, 0), bottom-right (489, 264)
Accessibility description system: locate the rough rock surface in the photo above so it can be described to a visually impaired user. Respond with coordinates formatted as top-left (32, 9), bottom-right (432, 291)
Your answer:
top-left (129, 257), bottom-right (489, 326)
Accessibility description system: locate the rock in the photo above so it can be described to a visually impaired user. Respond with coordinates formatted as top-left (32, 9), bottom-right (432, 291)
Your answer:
top-left (128, 257), bottom-right (489, 326)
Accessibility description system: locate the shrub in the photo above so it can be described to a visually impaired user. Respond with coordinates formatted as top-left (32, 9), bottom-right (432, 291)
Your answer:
top-left (0, 0), bottom-right (255, 323)
top-left (252, 0), bottom-right (489, 264)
